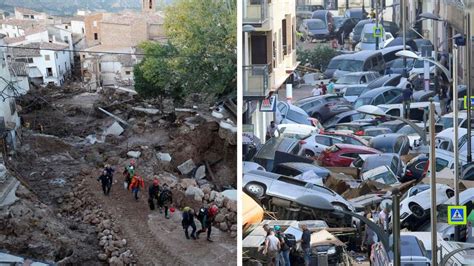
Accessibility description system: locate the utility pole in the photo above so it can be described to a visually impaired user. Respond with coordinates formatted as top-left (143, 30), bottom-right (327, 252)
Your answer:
top-left (429, 99), bottom-right (438, 266)
top-left (466, 13), bottom-right (472, 163)
top-left (453, 42), bottom-right (460, 241)
top-left (401, 0), bottom-right (407, 71)
top-left (375, 0), bottom-right (379, 50)
top-left (392, 188), bottom-right (401, 266)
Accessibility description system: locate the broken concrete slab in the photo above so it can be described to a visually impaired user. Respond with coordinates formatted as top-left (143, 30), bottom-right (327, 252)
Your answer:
top-left (157, 153), bottom-right (172, 162)
top-left (127, 151), bottom-right (141, 159)
top-left (221, 189), bottom-right (237, 202)
top-left (194, 165), bottom-right (206, 180)
top-left (98, 107), bottom-right (129, 126)
top-left (177, 159), bottom-right (196, 175)
top-left (104, 122), bottom-right (124, 136)
top-left (175, 108), bottom-right (197, 113)
top-left (132, 107), bottom-right (160, 115)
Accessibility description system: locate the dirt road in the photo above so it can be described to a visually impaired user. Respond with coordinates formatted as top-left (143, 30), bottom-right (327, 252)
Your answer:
top-left (88, 177), bottom-right (236, 265)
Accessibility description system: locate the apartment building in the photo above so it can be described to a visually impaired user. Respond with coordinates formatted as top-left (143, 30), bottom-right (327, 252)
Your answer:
top-left (243, 0), bottom-right (299, 142)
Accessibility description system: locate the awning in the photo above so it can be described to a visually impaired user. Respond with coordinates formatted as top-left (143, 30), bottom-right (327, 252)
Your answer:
top-left (28, 67), bottom-right (43, 78)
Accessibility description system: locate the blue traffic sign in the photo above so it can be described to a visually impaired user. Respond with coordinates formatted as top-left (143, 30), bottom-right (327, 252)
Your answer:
top-left (448, 205), bottom-right (467, 225)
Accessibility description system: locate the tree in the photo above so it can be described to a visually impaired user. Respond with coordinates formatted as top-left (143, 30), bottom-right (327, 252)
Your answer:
top-left (164, 0), bottom-right (236, 97)
top-left (297, 45), bottom-right (338, 72)
top-left (134, 41), bottom-right (184, 109)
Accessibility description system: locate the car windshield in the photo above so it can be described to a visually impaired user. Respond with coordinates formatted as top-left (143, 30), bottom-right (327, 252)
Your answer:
top-left (414, 59), bottom-right (435, 68)
top-left (354, 97), bottom-right (372, 109)
top-left (338, 59), bottom-right (364, 72)
top-left (286, 109), bottom-right (310, 124)
top-left (354, 22), bottom-right (368, 35)
top-left (391, 58), bottom-right (414, 68)
top-left (345, 86), bottom-right (367, 96)
top-left (328, 59), bottom-right (342, 69)
top-left (307, 20), bottom-right (325, 30)
top-left (336, 75), bottom-right (361, 84)
top-left (362, 33), bottom-right (377, 43)
top-left (436, 117), bottom-right (462, 129)
top-left (397, 125), bottom-right (417, 135)
top-left (363, 166), bottom-right (398, 185)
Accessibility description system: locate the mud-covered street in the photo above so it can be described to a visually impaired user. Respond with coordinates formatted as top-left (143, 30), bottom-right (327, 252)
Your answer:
top-left (0, 83), bottom-right (237, 265)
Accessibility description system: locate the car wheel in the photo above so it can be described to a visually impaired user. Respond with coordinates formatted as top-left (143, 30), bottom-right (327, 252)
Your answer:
top-left (245, 182), bottom-right (265, 198)
top-left (446, 189), bottom-right (454, 198)
top-left (409, 203), bottom-right (425, 218)
top-left (304, 150), bottom-right (315, 157)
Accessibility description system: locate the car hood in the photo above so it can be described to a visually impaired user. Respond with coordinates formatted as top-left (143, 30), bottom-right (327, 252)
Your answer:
top-left (309, 29), bottom-right (329, 35)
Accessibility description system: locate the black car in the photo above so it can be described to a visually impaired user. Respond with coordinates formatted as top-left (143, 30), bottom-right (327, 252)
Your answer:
top-left (353, 86), bottom-right (403, 109)
top-left (295, 95), bottom-right (353, 123)
top-left (323, 110), bottom-right (365, 128)
top-left (334, 16), bottom-right (358, 44)
top-left (381, 21), bottom-right (399, 37)
top-left (368, 133), bottom-right (410, 156)
top-left (252, 137), bottom-right (300, 171)
top-left (386, 58), bottom-right (415, 75)
top-left (404, 154), bottom-right (457, 182)
top-left (272, 162), bottom-right (331, 180)
top-left (299, 19), bottom-right (332, 41)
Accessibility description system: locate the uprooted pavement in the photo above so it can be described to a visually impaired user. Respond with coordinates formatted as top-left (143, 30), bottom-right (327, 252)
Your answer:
top-left (1, 83), bottom-right (237, 265)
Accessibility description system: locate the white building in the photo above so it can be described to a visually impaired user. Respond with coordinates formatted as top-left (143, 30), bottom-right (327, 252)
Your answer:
top-left (0, 35), bottom-right (23, 151)
top-left (8, 42), bottom-right (71, 86)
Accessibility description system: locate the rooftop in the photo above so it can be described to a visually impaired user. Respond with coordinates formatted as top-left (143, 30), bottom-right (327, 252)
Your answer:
top-left (14, 7), bottom-right (44, 16)
top-left (102, 11), bottom-right (164, 25)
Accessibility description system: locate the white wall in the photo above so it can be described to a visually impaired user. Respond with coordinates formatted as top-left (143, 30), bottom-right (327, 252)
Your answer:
top-left (0, 24), bottom-right (24, 38)
top-left (33, 49), bottom-right (71, 86)
top-left (71, 20), bottom-right (85, 35)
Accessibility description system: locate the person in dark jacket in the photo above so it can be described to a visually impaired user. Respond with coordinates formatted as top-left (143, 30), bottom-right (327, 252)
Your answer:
top-left (148, 179), bottom-right (160, 210)
top-left (275, 225), bottom-right (291, 266)
top-left (97, 169), bottom-right (112, 195)
top-left (181, 206), bottom-right (197, 240)
top-left (402, 84), bottom-right (414, 119)
top-left (159, 184), bottom-right (173, 218)
top-left (196, 205), bottom-right (219, 242)
top-left (300, 224), bottom-right (312, 266)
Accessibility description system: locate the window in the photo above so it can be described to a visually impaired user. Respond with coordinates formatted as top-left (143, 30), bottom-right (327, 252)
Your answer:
top-left (82, 28), bottom-right (85, 34)
top-left (315, 136), bottom-right (331, 146)
top-left (64, 36), bottom-right (69, 43)
top-left (394, 138), bottom-right (402, 153)
top-left (93, 21), bottom-right (97, 27)
top-left (383, 90), bottom-right (398, 103)
top-left (374, 95), bottom-right (384, 105)
top-left (387, 109), bottom-right (400, 117)
top-left (125, 71), bottom-right (131, 75)
top-left (341, 153), bottom-right (358, 159)
top-left (94, 33), bottom-right (98, 40)
top-left (282, 19), bottom-right (287, 55)
top-left (65, 26), bottom-right (69, 29)
top-left (45, 55), bottom-right (50, 61)
top-left (9, 100), bottom-right (16, 115)
top-left (46, 67), bottom-right (53, 77)
top-left (56, 53), bottom-right (58, 59)
top-left (273, 166), bottom-right (299, 177)
top-left (149, 0), bottom-right (153, 9)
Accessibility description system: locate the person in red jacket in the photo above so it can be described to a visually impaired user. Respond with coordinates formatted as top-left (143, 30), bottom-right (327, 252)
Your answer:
top-left (129, 175), bottom-right (145, 200)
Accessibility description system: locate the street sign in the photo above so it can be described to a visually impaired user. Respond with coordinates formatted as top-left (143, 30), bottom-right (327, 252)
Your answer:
top-left (242, 124), bottom-right (255, 145)
top-left (373, 26), bottom-right (383, 38)
top-left (463, 96), bottom-right (474, 110)
top-left (259, 95), bottom-right (277, 112)
top-left (447, 205), bottom-right (467, 225)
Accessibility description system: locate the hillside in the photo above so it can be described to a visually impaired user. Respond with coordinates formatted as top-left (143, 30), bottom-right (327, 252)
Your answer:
top-left (0, 0), bottom-right (172, 16)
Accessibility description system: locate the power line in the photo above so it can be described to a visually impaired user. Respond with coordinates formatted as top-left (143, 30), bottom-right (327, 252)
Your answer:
top-left (0, 44), bottom-right (147, 56)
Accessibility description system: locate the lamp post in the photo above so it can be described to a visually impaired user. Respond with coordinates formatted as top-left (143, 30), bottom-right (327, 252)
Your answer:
top-left (395, 50), bottom-right (452, 82)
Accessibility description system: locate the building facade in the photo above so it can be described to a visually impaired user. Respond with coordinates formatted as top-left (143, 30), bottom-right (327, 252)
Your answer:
top-left (243, 0), bottom-right (299, 142)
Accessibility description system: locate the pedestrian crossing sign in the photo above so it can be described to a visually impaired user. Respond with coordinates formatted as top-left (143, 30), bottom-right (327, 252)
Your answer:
top-left (373, 26), bottom-right (384, 38)
top-left (448, 205), bottom-right (467, 225)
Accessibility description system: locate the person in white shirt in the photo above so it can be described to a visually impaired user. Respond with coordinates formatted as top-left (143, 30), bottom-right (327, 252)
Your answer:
top-left (311, 86), bottom-right (322, 96)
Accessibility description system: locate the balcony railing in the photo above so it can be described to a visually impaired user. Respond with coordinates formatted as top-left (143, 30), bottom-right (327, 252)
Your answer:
top-left (243, 64), bottom-right (269, 98)
top-left (243, 0), bottom-right (269, 26)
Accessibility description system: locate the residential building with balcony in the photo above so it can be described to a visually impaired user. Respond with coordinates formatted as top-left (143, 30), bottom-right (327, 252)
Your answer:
top-left (243, 0), bottom-right (299, 143)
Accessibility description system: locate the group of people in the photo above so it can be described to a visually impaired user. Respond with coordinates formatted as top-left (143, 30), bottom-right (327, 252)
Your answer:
top-left (311, 80), bottom-right (334, 96)
top-left (260, 223), bottom-right (306, 266)
top-left (97, 159), bottom-right (220, 242)
top-left (361, 205), bottom-right (391, 262)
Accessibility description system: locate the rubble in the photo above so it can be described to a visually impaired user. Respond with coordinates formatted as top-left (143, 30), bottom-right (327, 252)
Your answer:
top-left (126, 151), bottom-right (141, 159)
top-left (194, 165), bottom-right (206, 180)
top-left (177, 159), bottom-right (196, 175)
top-left (104, 122), bottom-right (125, 136)
top-left (157, 152), bottom-right (172, 162)
top-left (132, 107), bottom-right (160, 115)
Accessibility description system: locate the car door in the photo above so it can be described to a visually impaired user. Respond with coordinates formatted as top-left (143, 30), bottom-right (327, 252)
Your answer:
top-left (314, 135), bottom-right (333, 155)
top-left (271, 176), bottom-right (308, 200)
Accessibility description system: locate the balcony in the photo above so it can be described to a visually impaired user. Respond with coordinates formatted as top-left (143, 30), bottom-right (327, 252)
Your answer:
top-left (243, 64), bottom-right (269, 99)
top-left (243, 0), bottom-right (269, 27)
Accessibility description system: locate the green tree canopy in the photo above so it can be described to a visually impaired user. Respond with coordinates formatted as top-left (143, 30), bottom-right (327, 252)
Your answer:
top-left (297, 45), bottom-right (338, 72)
top-left (134, 0), bottom-right (236, 102)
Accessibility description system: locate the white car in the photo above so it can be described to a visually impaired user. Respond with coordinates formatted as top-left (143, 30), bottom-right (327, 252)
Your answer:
top-left (275, 123), bottom-right (322, 140)
top-left (396, 123), bottom-right (426, 150)
top-left (243, 161), bottom-right (266, 173)
top-left (409, 58), bottom-right (437, 76)
top-left (298, 134), bottom-right (346, 157)
top-left (398, 183), bottom-right (454, 229)
top-left (420, 188), bottom-right (474, 241)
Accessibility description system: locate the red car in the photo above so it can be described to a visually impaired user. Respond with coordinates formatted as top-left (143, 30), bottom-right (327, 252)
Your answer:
top-left (318, 144), bottom-right (380, 167)
top-left (321, 131), bottom-right (369, 146)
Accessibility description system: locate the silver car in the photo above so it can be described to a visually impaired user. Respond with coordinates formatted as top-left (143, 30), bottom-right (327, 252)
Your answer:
top-left (243, 170), bottom-right (355, 212)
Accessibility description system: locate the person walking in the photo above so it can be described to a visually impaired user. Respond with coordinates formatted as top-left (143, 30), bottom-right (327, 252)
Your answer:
top-left (439, 83), bottom-right (448, 115)
top-left (263, 228), bottom-right (281, 266)
top-left (300, 224), bottom-right (312, 266)
top-left (274, 225), bottom-right (291, 266)
top-left (327, 79), bottom-right (335, 94)
top-left (320, 82), bottom-right (327, 95)
top-left (311, 86), bottom-right (322, 96)
top-left (148, 178), bottom-right (160, 210)
top-left (361, 213), bottom-right (378, 263)
top-left (181, 206), bottom-right (197, 240)
top-left (378, 206), bottom-right (390, 232)
top-left (159, 184), bottom-right (173, 218)
top-left (123, 160), bottom-right (136, 190)
top-left (196, 205), bottom-right (219, 242)
top-left (266, 121), bottom-right (280, 141)
top-left (402, 84), bottom-right (413, 119)
top-left (97, 169), bottom-right (112, 195)
top-left (129, 174), bottom-right (144, 200)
